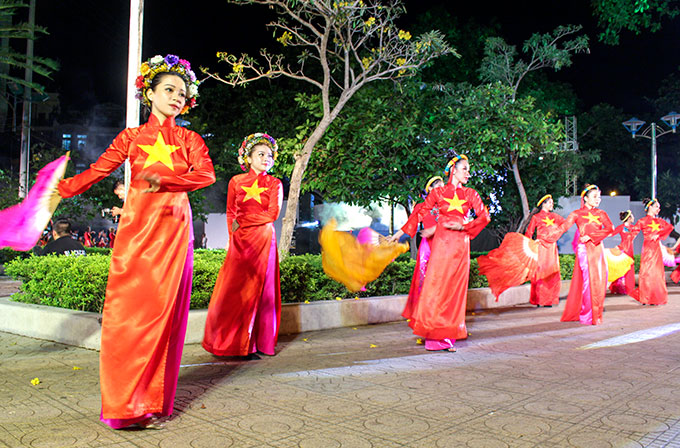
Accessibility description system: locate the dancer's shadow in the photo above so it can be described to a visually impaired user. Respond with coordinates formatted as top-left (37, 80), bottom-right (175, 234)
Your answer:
top-left (172, 333), bottom-right (299, 417)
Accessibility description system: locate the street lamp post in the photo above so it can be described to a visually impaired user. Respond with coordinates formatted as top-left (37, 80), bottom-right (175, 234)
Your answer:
top-left (622, 112), bottom-right (680, 199)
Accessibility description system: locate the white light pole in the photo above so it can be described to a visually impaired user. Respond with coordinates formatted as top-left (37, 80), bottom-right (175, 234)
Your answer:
top-left (125, 0), bottom-right (144, 200)
top-left (17, 0), bottom-right (35, 198)
top-left (622, 112), bottom-right (680, 199)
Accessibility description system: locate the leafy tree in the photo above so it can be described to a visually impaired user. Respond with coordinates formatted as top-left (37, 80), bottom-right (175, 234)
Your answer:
top-left (477, 25), bottom-right (589, 227)
top-left (578, 103), bottom-right (646, 197)
top-left (0, 1), bottom-right (58, 93)
top-left (444, 82), bottom-right (567, 230)
top-left (203, 0), bottom-right (454, 257)
top-left (0, 1), bottom-right (59, 130)
top-left (408, 6), bottom-right (499, 84)
top-left (188, 82), bottom-right (307, 185)
top-left (645, 170), bottom-right (680, 222)
top-left (296, 79), bottom-right (451, 212)
top-left (591, 0), bottom-right (680, 45)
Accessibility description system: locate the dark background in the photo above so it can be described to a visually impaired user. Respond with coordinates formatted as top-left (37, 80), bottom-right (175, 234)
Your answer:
top-left (33, 0), bottom-right (680, 115)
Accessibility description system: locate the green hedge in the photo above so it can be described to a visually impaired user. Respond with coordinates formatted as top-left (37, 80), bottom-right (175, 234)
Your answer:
top-left (5, 250), bottom-right (583, 313)
top-left (0, 246), bottom-right (111, 266)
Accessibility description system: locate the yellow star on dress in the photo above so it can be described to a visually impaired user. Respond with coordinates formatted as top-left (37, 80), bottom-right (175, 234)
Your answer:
top-left (648, 220), bottom-right (661, 232)
top-left (242, 179), bottom-right (268, 204)
top-left (138, 132), bottom-right (180, 171)
top-left (443, 192), bottom-right (467, 213)
top-left (583, 212), bottom-right (601, 225)
top-left (542, 216), bottom-right (555, 227)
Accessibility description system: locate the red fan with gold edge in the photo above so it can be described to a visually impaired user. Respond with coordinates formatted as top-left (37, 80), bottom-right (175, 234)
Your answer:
top-left (319, 218), bottom-right (409, 292)
top-left (477, 232), bottom-right (539, 300)
top-left (0, 153), bottom-right (69, 251)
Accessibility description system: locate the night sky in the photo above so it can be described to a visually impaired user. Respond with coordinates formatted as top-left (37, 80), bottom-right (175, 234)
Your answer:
top-left (34, 0), bottom-right (680, 116)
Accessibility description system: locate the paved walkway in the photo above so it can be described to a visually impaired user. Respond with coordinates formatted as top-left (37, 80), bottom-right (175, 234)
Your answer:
top-left (3, 286), bottom-right (680, 447)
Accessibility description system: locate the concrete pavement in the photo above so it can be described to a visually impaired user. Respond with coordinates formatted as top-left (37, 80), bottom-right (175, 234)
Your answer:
top-left (3, 287), bottom-right (680, 447)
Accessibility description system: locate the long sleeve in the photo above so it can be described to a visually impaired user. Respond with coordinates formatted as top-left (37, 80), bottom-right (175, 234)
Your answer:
top-left (590, 211), bottom-right (614, 245)
top-left (462, 190), bottom-right (490, 239)
top-left (610, 224), bottom-right (624, 238)
top-left (156, 132), bottom-right (216, 193)
top-left (226, 178), bottom-right (237, 238)
top-left (402, 190), bottom-right (439, 237)
top-left (58, 130), bottom-right (131, 198)
top-left (239, 180), bottom-right (283, 228)
top-left (659, 219), bottom-right (674, 240)
top-left (559, 210), bottom-right (579, 235)
top-left (525, 215), bottom-right (538, 238)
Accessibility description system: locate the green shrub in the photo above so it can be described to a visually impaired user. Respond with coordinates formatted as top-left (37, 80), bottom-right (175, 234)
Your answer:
top-left (191, 249), bottom-right (225, 308)
top-left (559, 254), bottom-right (575, 280)
top-left (84, 247), bottom-right (112, 255)
top-left (4, 249), bottom-right (587, 312)
top-left (5, 254), bottom-right (109, 312)
top-left (468, 258), bottom-right (488, 288)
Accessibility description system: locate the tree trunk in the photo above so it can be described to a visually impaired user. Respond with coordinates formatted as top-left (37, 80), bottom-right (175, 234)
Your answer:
top-left (278, 117), bottom-right (332, 258)
top-left (510, 157), bottom-right (530, 232)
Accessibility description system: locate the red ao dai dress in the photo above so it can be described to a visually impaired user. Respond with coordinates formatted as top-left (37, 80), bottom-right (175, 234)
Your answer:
top-left (608, 223), bottom-right (640, 295)
top-left (631, 216), bottom-right (674, 305)
top-left (524, 210), bottom-right (566, 306)
top-left (58, 114), bottom-right (216, 428)
top-left (560, 207), bottom-right (613, 325)
top-left (203, 169), bottom-right (283, 356)
top-left (400, 181), bottom-right (490, 349)
top-left (402, 200), bottom-right (439, 325)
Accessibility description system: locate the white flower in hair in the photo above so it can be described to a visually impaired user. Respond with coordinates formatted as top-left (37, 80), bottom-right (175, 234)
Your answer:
top-left (150, 55), bottom-right (164, 65)
top-left (189, 84), bottom-right (198, 97)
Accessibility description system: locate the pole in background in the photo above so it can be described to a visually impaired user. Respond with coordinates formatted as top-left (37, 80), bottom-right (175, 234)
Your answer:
top-left (17, 0), bottom-right (35, 198)
top-left (651, 122), bottom-right (657, 199)
top-left (125, 0), bottom-right (144, 200)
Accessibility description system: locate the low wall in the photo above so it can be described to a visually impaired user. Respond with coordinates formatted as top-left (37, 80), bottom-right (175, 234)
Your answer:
top-left (0, 280), bottom-right (571, 351)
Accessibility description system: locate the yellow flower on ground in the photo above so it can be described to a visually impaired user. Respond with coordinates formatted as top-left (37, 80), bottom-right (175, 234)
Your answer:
top-left (398, 30), bottom-right (412, 40)
top-left (302, 338), bottom-right (308, 342)
top-left (30, 377), bottom-right (40, 386)
top-left (369, 344), bottom-right (377, 348)
top-left (335, 296), bottom-right (342, 301)
top-left (72, 366), bottom-right (81, 370)
top-left (354, 296), bottom-right (359, 300)
top-left (416, 338), bottom-right (424, 345)
top-left (304, 299), bottom-right (310, 304)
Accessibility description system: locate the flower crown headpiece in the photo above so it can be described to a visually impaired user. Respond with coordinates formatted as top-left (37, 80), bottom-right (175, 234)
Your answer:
top-left (134, 54), bottom-right (199, 115)
top-left (645, 198), bottom-right (658, 211)
top-left (444, 154), bottom-right (468, 176)
top-left (537, 194), bottom-right (552, 207)
top-left (425, 176), bottom-right (443, 193)
top-left (238, 133), bottom-right (278, 171)
top-left (580, 184), bottom-right (599, 198)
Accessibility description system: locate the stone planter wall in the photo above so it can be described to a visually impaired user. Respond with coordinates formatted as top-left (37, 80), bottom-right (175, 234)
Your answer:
top-left (0, 280), bottom-right (571, 351)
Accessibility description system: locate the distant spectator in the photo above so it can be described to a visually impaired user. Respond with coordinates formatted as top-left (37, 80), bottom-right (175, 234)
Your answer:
top-left (108, 227), bottom-right (116, 248)
top-left (111, 180), bottom-right (126, 219)
top-left (35, 218), bottom-right (86, 256)
top-left (83, 226), bottom-right (93, 247)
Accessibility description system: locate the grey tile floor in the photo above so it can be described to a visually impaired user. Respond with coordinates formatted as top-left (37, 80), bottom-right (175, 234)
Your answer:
top-left (3, 287), bottom-right (680, 447)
